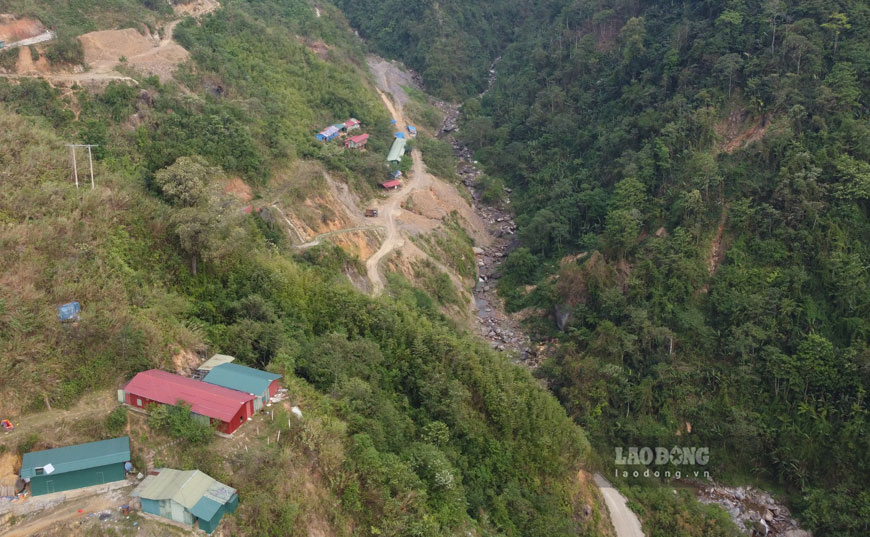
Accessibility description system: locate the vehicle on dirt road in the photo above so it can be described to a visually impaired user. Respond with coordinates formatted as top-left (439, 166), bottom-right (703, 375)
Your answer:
top-left (365, 209), bottom-right (378, 217)
top-left (1, 419), bottom-right (13, 432)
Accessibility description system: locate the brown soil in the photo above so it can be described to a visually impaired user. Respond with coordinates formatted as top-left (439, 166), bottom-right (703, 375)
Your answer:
top-left (717, 109), bottom-right (769, 154)
top-left (0, 16), bottom-right (45, 43)
top-left (79, 27), bottom-right (189, 81)
top-left (0, 452), bottom-right (21, 492)
top-left (306, 39), bottom-right (330, 60)
top-left (1, 493), bottom-right (121, 537)
top-left (15, 46), bottom-right (50, 74)
top-left (170, 348), bottom-right (201, 375)
top-left (224, 177), bottom-right (253, 202)
top-left (329, 229), bottom-right (381, 260)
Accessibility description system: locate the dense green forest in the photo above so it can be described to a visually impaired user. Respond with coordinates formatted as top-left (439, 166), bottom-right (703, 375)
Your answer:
top-left (0, 1), bottom-right (611, 536)
top-left (342, 0), bottom-right (870, 535)
top-left (470, 1), bottom-right (870, 535)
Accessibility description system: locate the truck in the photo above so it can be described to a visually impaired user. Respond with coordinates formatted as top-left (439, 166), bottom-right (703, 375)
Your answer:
top-left (365, 209), bottom-right (378, 217)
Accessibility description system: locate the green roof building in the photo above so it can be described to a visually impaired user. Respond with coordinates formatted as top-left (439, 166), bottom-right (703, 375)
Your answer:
top-left (20, 436), bottom-right (130, 496)
top-left (387, 136), bottom-right (406, 163)
top-left (202, 363), bottom-right (282, 412)
top-left (132, 468), bottom-right (238, 534)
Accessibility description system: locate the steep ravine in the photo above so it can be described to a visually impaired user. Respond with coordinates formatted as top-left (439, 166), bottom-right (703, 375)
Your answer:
top-left (434, 71), bottom-right (809, 537)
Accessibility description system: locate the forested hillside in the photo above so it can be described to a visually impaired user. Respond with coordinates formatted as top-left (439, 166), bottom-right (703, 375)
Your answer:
top-left (0, 1), bottom-right (609, 536)
top-left (345, 0), bottom-right (870, 535)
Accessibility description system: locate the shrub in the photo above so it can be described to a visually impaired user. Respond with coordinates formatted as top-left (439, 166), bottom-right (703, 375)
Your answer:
top-left (105, 406), bottom-right (128, 436)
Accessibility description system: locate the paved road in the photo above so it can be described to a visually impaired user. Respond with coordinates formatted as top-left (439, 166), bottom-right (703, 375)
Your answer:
top-left (593, 473), bottom-right (645, 537)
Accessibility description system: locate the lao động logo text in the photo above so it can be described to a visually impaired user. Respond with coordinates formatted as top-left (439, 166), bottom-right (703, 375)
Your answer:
top-left (613, 446), bottom-right (712, 480)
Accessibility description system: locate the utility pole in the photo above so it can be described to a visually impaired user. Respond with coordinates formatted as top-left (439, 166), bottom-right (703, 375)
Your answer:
top-left (67, 144), bottom-right (99, 189)
top-left (69, 145), bottom-right (78, 188)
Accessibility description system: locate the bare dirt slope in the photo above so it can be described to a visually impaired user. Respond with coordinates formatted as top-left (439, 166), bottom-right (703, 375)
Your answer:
top-left (79, 24), bottom-right (189, 82)
top-left (0, 16), bottom-right (45, 43)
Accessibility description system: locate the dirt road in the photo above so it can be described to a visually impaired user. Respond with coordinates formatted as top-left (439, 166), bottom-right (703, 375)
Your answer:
top-left (593, 473), bottom-right (645, 537)
top-left (363, 84), bottom-right (435, 294)
top-left (1, 493), bottom-right (120, 537)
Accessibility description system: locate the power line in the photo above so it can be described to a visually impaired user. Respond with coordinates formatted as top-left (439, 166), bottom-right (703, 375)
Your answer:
top-left (67, 144), bottom-right (98, 189)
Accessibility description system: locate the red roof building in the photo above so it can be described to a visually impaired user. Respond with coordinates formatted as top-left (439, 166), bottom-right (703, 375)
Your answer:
top-left (380, 179), bottom-right (402, 189)
top-left (345, 118), bottom-right (361, 131)
top-left (345, 133), bottom-right (369, 149)
top-left (121, 370), bottom-right (255, 435)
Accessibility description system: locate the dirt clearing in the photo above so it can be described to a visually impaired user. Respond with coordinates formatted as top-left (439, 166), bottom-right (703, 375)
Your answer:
top-left (0, 16), bottom-right (45, 43)
top-left (79, 27), bottom-right (189, 81)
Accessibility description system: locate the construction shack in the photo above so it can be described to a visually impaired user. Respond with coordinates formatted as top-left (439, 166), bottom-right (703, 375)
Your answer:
top-left (345, 133), bottom-right (369, 149)
top-left (20, 437), bottom-right (130, 496)
top-left (132, 468), bottom-right (238, 534)
top-left (120, 370), bottom-right (255, 435)
top-left (316, 125), bottom-right (340, 142)
top-left (202, 363), bottom-right (281, 412)
top-left (387, 137), bottom-right (406, 163)
top-left (345, 118), bottom-right (361, 131)
top-left (380, 179), bottom-right (402, 190)
top-left (407, 125), bottom-right (417, 137)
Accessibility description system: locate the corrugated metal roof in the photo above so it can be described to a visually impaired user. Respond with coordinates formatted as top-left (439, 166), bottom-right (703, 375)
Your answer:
top-left (345, 118), bottom-right (360, 127)
top-left (21, 437), bottom-right (130, 479)
top-left (203, 363), bottom-right (280, 396)
top-left (381, 179), bottom-right (402, 188)
top-left (191, 496), bottom-right (223, 520)
top-left (387, 137), bottom-right (406, 162)
top-left (198, 354), bottom-right (235, 371)
top-left (132, 469), bottom-right (236, 512)
top-left (320, 125), bottom-right (339, 137)
top-left (124, 370), bottom-right (254, 422)
top-left (347, 133), bottom-right (369, 144)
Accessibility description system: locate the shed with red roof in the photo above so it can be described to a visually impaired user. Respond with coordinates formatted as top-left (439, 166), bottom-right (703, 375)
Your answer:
top-left (120, 370), bottom-right (255, 435)
top-left (345, 133), bottom-right (369, 149)
top-left (345, 118), bottom-right (361, 131)
top-left (380, 179), bottom-right (402, 190)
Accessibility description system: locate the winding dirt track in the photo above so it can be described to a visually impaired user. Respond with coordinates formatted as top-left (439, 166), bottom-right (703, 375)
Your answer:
top-left (363, 89), bottom-right (435, 294)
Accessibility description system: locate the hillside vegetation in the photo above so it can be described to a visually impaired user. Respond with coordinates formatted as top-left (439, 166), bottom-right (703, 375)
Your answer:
top-left (467, 1), bottom-right (869, 536)
top-left (0, 1), bottom-right (609, 536)
top-left (342, 0), bottom-right (870, 535)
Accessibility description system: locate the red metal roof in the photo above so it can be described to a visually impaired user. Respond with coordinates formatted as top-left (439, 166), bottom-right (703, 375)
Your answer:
top-left (124, 370), bottom-right (254, 422)
top-left (381, 179), bottom-right (402, 188)
top-left (345, 118), bottom-right (360, 127)
top-left (347, 133), bottom-right (369, 144)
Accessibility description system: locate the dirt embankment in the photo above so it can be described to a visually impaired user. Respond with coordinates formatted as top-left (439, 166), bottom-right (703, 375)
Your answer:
top-left (0, 16), bottom-right (45, 43)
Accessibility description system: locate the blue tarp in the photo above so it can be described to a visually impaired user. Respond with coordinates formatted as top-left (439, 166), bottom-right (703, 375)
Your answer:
top-left (395, 132), bottom-right (405, 139)
top-left (391, 119), bottom-right (397, 125)
top-left (57, 302), bottom-right (81, 322)
top-left (408, 125), bottom-right (417, 134)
